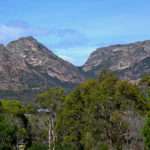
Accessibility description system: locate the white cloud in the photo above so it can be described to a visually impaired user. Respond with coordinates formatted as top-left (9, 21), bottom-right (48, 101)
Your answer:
top-left (55, 46), bottom-right (97, 65)
top-left (0, 21), bottom-right (95, 66)
top-left (0, 20), bottom-right (90, 50)
top-left (0, 22), bottom-right (49, 44)
top-left (58, 55), bottom-right (75, 64)
top-left (0, 25), bottom-right (24, 43)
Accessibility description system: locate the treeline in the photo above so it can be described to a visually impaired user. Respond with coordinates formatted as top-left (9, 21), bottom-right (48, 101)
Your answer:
top-left (0, 71), bottom-right (150, 150)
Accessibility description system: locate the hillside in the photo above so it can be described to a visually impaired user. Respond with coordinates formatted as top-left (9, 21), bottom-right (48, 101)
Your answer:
top-left (1, 37), bottom-right (150, 100)
top-left (0, 37), bottom-right (85, 100)
top-left (82, 40), bottom-right (150, 80)
top-left (0, 72), bottom-right (149, 150)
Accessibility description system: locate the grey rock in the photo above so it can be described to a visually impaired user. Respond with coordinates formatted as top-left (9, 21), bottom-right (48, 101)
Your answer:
top-left (0, 36), bottom-right (85, 100)
top-left (82, 40), bottom-right (150, 80)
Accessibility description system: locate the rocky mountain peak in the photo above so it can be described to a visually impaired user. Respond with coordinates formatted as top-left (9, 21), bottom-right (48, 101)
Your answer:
top-left (82, 40), bottom-right (150, 80)
top-left (0, 37), bottom-right (85, 100)
top-left (7, 36), bottom-right (54, 56)
top-left (1, 37), bottom-right (150, 100)
top-left (6, 37), bottom-right (84, 83)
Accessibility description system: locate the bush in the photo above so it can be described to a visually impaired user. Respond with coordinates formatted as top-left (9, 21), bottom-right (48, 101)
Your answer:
top-left (28, 143), bottom-right (48, 150)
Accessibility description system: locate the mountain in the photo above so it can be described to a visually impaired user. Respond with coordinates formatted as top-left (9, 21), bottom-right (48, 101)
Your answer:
top-left (0, 37), bottom-right (85, 100)
top-left (1, 37), bottom-right (150, 101)
top-left (82, 40), bottom-right (150, 80)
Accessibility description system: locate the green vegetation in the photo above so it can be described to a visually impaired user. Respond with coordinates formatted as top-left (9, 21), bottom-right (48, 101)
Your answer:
top-left (143, 113), bottom-right (150, 150)
top-left (0, 71), bottom-right (150, 150)
top-left (142, 75), bottom-right (150, 150)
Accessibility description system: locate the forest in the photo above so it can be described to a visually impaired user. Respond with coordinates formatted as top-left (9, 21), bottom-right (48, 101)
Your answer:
top-left (0, 71), bottom-right (150, 150)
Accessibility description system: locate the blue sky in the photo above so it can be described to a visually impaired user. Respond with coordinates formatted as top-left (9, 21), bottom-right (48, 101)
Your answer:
top-left (0, 0), bottom-right (150, 65)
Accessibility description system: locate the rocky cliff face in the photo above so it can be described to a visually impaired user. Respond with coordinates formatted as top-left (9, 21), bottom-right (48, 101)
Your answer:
top-left (82, 40), bottom-right (150, 80)
top-left (0, 37), bottom-right (85, 100)
top-left (0, 44), bottom-right (28, 91)
top-left (1, 37), bottom-right (150, 100)
top-left (7, 37), bottom-right (84, 84)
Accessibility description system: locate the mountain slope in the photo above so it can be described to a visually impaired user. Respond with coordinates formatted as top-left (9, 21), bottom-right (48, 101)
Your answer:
top-left (0, 37), bottom-right (85, 100)
top-left (82, 40), bottom-right (150, 80)
top-left (7, 37), bottom-right (84, 84)
top-left (1, 37), bottom-right (150, 100)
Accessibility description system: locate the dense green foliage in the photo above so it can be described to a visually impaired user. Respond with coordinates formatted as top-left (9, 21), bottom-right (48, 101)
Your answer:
top-left (0, 100), bottom-right (30, 150)
top-left (28, 143), bottom-right (48, 150)
top-left (0, 71), bottom-right (150, 150)
top-left (56, 72), bottom-right (148, 150)
top-left (143, 113), bottom-right (150, 150)
top-left (0, 115), bottom-right (17, 149)
top-left (37, 87), bottom-right (65, 115)
top-left (141, 75), bottom-right (150, 150)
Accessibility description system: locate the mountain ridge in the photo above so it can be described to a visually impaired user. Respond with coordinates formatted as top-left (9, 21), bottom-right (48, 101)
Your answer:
top-left (82, 40), bottom-right (150, 80)
top-left (0, 36), bottom-right (85, 100)
top-left (1, 36), bottom-right (150, 100)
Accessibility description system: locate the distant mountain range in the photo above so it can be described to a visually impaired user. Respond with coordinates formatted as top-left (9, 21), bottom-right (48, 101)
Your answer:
top-left (0, 36), bottom-right (150, 100)
top-left (83, 40), bottom-right (150, 80)
top-left (0, 37), bottom-right (84, 100)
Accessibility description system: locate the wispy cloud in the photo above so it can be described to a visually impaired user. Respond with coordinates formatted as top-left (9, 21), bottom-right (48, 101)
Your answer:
top-left (58, 55), bottom-right (75, 63)
top-left (0, 21), bottom-right (49, 44)
top-left (46, 28), bottom-right (90, 49)
top-left (0, 21), bottom-right (91, 51)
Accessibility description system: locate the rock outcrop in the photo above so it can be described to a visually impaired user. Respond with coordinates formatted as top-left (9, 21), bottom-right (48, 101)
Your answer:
top-left (0, 37), bottom-right (85, 100)
top-left (1, 37), bottom-right (150, 100)
top-left (82, 40), bottom-right (150, 80)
